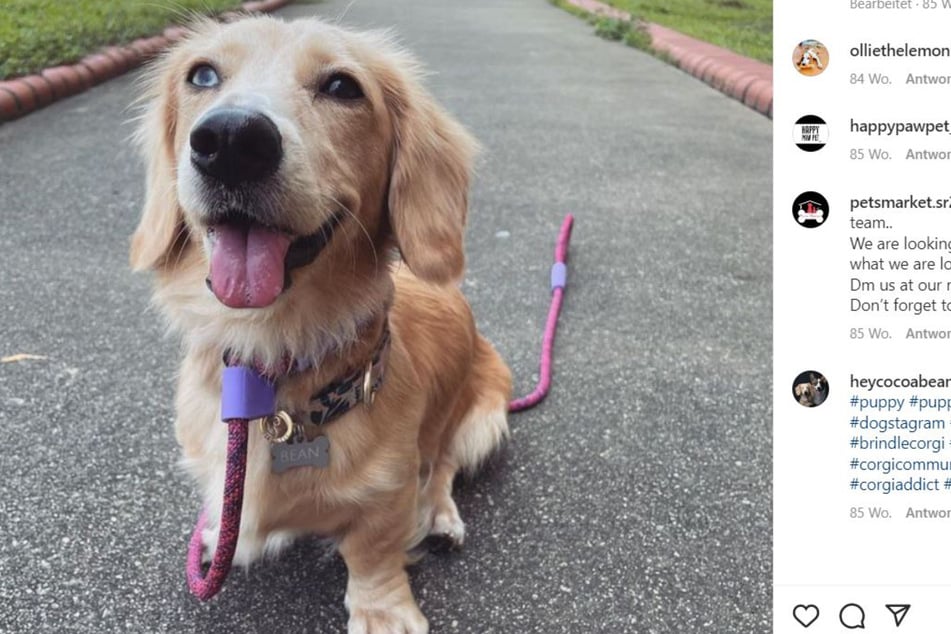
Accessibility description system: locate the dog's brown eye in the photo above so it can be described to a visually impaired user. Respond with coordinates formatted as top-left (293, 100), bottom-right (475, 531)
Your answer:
top-left (319, 73), bottom-right (363, 100)
top-left (188, 64), bottom-right (221, 89)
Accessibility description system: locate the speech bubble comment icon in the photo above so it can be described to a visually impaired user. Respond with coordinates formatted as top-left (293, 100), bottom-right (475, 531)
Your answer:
top-left (840, 603), bottom-right (866, 629)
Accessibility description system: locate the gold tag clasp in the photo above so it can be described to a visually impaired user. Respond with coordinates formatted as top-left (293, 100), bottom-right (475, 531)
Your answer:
top-left (259, 410), bottom-right (295, 444)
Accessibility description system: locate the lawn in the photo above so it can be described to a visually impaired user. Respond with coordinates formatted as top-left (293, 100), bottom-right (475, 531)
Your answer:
top-left (0, 0), bottom-right (243, 80)
top-left (599, 0), bottom-right (772, 63)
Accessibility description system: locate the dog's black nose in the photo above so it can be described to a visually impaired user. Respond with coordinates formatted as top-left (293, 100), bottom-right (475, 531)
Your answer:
top-left (190, 108), bottom-right (283, 186)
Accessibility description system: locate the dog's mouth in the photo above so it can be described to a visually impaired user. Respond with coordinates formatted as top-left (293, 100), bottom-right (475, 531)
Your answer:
top-left (206, 211), bottom-right (344, 309)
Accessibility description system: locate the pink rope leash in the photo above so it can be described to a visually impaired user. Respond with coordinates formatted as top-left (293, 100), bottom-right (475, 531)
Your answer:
top-left (509, 213), bottom-right (574, 412)
top-left (185, 421), bottom-right (249, 600)
top-left (184, 213), bottom-right (574, 600)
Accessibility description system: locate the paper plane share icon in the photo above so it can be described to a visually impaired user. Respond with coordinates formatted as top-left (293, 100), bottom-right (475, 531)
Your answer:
top-left (885, 604), bottom-right (910, 627)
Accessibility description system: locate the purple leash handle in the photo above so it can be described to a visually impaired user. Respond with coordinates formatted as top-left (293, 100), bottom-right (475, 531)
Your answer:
top-left (509, 214), bottom-right (574, 412)
top-left (186, 366), bottom-right (275, 601)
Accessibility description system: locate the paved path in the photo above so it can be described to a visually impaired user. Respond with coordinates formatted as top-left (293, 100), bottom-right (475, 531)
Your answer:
top-left (0, 1), bottom-right (772, 632)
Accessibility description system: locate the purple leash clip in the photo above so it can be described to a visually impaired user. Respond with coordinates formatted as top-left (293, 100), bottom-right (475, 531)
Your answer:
top-left (220, 366), bottom-right (276, 421)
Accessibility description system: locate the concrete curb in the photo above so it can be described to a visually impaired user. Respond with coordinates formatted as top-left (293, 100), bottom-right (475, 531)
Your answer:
top-left (0, 0), bottom-right (291, 123)
top-left (563, 0), bottom-right (773, 118)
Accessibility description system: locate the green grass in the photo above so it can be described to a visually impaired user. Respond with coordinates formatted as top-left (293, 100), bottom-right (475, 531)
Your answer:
top-left (0, 1), bottom-right (244, 80)
top-left (598, 0), bottom-right (772, 63)
top-left (548, 1), bottom-right (667, 62)
top-left (593, 16), bottom-right (650, 48)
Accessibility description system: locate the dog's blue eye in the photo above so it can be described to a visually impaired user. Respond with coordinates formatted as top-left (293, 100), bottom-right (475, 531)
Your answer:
top-left (188, 64), bottom-right (220, 88)
top-left (319, 73), bottom-right (363, 100)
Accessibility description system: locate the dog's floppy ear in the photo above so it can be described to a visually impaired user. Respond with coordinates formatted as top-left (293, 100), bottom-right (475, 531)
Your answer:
top-left (129, 59), bottom-right (189, 272)
top-left (381, 54), bottom-right (477, 285)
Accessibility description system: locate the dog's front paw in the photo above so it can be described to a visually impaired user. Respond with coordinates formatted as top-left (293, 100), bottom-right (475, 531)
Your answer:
top-left (201, 526), bottom-right (218, 564)
top-left (201, 524), bottom-right (268, 567)
top-left (430, 504), bottom-right (465, 549)
top-left (347, 603), bottom-right (429, 634)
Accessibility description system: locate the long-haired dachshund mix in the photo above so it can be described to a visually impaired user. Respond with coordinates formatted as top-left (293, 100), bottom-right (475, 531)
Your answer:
top-left (131, 15), bottom-right (511, 633)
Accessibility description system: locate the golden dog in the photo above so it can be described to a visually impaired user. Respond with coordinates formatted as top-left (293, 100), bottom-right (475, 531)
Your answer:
top-left (131, 15), bottom-right (511, 633)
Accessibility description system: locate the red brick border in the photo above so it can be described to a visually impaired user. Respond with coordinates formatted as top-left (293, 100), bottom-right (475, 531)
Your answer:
top-left (563, 0), bottom-right (772, 118)
top-left (0, 0), bottom-right (291, 123)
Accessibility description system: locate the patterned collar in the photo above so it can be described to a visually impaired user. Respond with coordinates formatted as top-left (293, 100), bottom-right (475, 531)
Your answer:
top-left (221, 320), bottom-right (391, 431)
top-left (307, 323), bottom-right (390, 426)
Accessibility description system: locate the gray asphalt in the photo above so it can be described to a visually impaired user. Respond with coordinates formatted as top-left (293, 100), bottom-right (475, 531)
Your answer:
top-left (0, 1), bottom-right (772, 632)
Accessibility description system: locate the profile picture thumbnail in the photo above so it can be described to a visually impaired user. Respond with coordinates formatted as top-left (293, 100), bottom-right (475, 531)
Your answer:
top-left (793, 40), bottom-right (829, 76)
top-left (793, 115), bottom-right (828, 152)
top-left (792, 191), bottom-right (828, 229)
top-left (793, 371), bottom-right (828, 408)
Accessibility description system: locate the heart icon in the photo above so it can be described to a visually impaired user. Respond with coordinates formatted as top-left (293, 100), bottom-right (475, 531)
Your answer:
top-left (793, 604), bottom-right (820, 628)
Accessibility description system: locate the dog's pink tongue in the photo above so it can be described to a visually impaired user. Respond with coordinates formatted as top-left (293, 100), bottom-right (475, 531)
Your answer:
top-left (209, 223), bottom-right (291, 308)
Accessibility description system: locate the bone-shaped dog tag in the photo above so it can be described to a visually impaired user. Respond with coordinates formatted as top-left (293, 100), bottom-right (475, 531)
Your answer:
top-left (270, 435), bottom-right (330, 473)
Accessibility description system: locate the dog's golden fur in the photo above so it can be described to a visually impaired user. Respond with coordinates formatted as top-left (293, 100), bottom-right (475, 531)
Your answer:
top-left (131, 16), bottom-right (511, 633)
